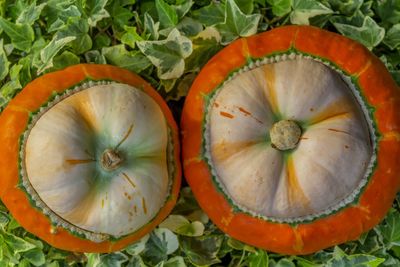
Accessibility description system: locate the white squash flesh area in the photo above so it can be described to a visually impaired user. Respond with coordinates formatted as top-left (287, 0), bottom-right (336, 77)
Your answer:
top-left (25, 83), bottom-right (169, 237)
top-left (207, 58), bottom-right (372, 220)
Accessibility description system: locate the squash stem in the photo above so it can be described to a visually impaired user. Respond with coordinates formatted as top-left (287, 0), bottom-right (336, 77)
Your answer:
top-left (269, 120), bottom-right (302, 151)
top-left (101, 148), bottom-right (124, 171)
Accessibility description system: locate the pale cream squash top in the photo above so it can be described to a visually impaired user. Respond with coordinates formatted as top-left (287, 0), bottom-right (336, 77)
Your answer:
top-left (205, 58), bottom-right (373, 221)
top-left (24, 83), bottom-right (170, 238)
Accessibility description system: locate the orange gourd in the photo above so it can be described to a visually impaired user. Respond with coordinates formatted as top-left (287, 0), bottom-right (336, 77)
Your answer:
top-left (181, 25), bottom-right (400, 254)
top-left (0, 64), bottom-right (181, 252)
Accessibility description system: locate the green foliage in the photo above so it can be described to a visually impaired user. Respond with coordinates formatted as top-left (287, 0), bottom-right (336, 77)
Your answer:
top-left (333, 16), bottom-right (385, 50)
top-left (0, 0), bottom-right (400, 266)
top-left (290, 0), bottom-right (333, 25)
top-left (0, 18), bottom-right (35, 52)
top-left (215, 0), bottom-right (262, 44)
top-left (137, 28), bottom-right (192, 79)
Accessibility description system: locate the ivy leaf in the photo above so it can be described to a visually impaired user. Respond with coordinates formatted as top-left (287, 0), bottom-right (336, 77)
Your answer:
top-left (48, 19), bottom-right (66, 32)
top-left (85, 50), bottom-right (106, 64)
top-left (21, 248), bottom-right (45, 267)
top-left (51, 51), bottom-right (80, 71)
top-left (191, 2), bottom-right (225, 26)
top-left (180, 235), bottom-right (224, 266)
top-left (235, 0), bottom-right (254, 14)
top-left (121, 26), bottom-right (145, 49)
top-left (7, 0), bottom-right (31, 21)
top-left (110, 3), bottom-right (134, 32)
top-left (156, 256), bottom-right (187, 267)
top-left (375, 0), bottom-right (400, 25)
top-left (377, 210), bottom-right (400, 249)
top-left (99, 252), bottom-right (128, 267)
top-left (326, 248), bottom-right (385, 267)
top-left (290, 0), bottom-right (333, 25)
top-left (176, 17), bottom-right (203, 37)
top-left (160, 215), bottom-right (205, 237)
top-left (274, 258), bottom-right (296, 267)
top-left (44, 0), bottom-right (81, 25)
top-left (0, 40), bottom-right (9, 81)
top-left (333, 16), bottom-right (385, 49)
top-left (155, 0), bottom-right (178, 28)
top-left (0, 18), bottom-right (35, 52)
top-left (125, 234), bottom-right (149, 256)
top-left (93, 35), bottom-right (110, 51)
top-left (16, 57), bottom-right (31, 88)
top-left (141, 228), bottom-right (179, 265)
top-left (383, 24), bottom-right (400, 50)
top-left (86, 253), bottom-right (101, 267)
top-left (137, 28), bottom-right (193, 79)
top-left (165, 256), bottom-right (186, 267)
top-left (35, 36), bottom-right (76, 74)
top-left (83, 0), bottom-right (110, 27)
top-left (144, 13), bottom-right (160, 40)
top-left (155, 228), bottom-right (179, 255)
top-left (267, 0), bottom-right (292, 17)
top-left (126, 255), bottom-right (147, 267)
top-left (328, 0), bottom-right (363, 16)
top-left (102, 45), bottom-right (151, 73)
top-left (56, 18), bottom-right (92, 54)
top-left (165, 73), bottom-right (196, 101)
top-left (0, 211), bottom-right (9, 227)
top-left (16, 2), bottom-right (46, 25)
top-left (173, 0), bottom-right (193, 19)
top-left (215, 0), bottom-right (262, 44)
top-left (247, 249), bottom-right (269, 267)
top-left (2, 231), bottom-right (36, 253)
top-left (1, 64), bottom-right (22, 99)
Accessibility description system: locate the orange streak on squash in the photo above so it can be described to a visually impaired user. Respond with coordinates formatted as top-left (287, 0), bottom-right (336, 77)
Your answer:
top-left (382, 131), bottom-right (400, 141)
top-left (122, 172), bottom-right (136, 189)
top-left (0, 64), bottom-right (181, 253)
top-left (327, 128), bottom-right (351, 135)
top-left (116, 124), bottom-right (134, 148)
top-left (309, 112), bottom-right (350, 125)
top-left (286, 157), bottom-right (311, 211)
top-left (219, 111), bottom-right (234, 119)
top-left (374, 97), bottom-right (400, 134)
top-left (237, 106), bottom-right (263, 124)
top-left (359, 138), bottom-right (400, 225)
top-left (180, 41), bottom-right (248, 163)
top-left (307, 97), bottom-right (353, 125)
top-left (211, 140), bottom-right (257, 162)
top-left (71, 97), bottom-right (100, 132)
top-left (358, 57), bottom-right (399, 106)
top-left (263, 64), bottom-right (279, 114)
top-left (66, 159), bottom-right (95, 165)
top-left (142, 197), bottom-right (147, 215)
top-left (292, 227), bottom-right (305, 252)
top-left (238, 107), bottom-right (251, 116)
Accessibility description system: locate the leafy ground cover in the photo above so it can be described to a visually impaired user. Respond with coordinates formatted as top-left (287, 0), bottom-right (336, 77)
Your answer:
top-left (0, 0), bottom-right (400, 266)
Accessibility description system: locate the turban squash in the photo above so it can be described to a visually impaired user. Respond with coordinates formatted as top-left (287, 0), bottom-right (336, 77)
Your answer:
top-left (0, 64), bottom-right (181, 252)
top-left (181, 25), bottom-right (400, 254)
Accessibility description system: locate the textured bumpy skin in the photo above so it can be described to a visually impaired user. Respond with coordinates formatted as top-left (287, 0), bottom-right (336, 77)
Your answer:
top-left (0, 64), bottom-right (181, 252)
top-left (181, 26), bottom-right (400, 254)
